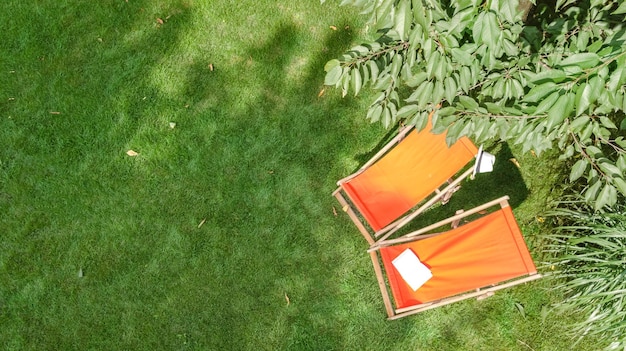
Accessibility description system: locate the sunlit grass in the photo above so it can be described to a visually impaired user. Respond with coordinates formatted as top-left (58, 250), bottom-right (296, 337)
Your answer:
top-left (0, 0), bottom-right (605, 350)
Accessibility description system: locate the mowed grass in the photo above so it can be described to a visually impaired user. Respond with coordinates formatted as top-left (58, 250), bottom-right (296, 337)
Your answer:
top-left (0, 1), bottom-right (603, 350)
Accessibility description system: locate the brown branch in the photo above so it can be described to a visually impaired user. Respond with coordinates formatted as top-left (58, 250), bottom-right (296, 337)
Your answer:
top-left (570, 131), bottom-right (608, 180)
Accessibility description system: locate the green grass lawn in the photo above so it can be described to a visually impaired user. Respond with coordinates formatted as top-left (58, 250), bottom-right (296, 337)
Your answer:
top-left (0, 1), bottom-right (603, 350)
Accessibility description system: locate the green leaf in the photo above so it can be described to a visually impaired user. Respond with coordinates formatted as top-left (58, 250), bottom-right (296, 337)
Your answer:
top-left (458, 96), bottom-right (479, 110)
top-left (531, 70), bottom-right (567, 84)
top-left (587, 39), bottom-right (604, 53)
top-left (484, 102), bottom-right (503, 114)
top-left (411, 110), bottom-right (429, 131)
top-left (614, 177), bottom-right (626, 196)
top-left (499, 0), bottom-right (519, 23)
top-left (482, 12), bottom-right (500, 48)
top-left (617, 155), bottom-right (626, 171)
top-left (373, 73), bottom-right (392, 90)
top-left (324, 59), bottom-right (340, 71)
top-left (444, 76), bottom-right (457, 103)
top-left (570, 159), bottom-right (588, 182)
top-left (341, 70), bottom-right (351, 96)
top-left (534, 91), bottom-right (561, 115)
top-left (586, 145), bottom-right (602, 156)
top-left (599, 116), bottom-right (617, 130)
top-left (406, 71), bottom-right (428, 88)
top-left (393, 0), bottom-right (411, 41)
top-left (575, 82), bottom-right (591, 117)
top-left (440, 6), bottom-right (473, 35)
top-left (324, 65), bottom-right (343, 86)
top-left (459, 66), bottom-right (472, 93)
top-left (512, 78), bottom-right (524, 99)
top-left (525, 82), bottom-right (557, 103)
top-left (437, 106), bottom-right (456, 116)
top-left (418, 81), bottom-right (434, 109)
top-left (432, 80), bottom-right (445, 104)
top-left (584, 180), bottom-right (602, 203)
top-left (407, 79), bottom-right (430, 103)
top-left (435, 56), bottom-right (448, 82)
top-left (450, 48), bottom-right (474, 65)
top-left (445, 119), bottom-right (465, 145)
top-left (472, 12), bottom-right (485, 43)
top-left (569, 116), bottom-right (590, 132)
top-left (382, 106), bottom-right (392, 128)
top-left (577, 31), bottom-right (590, 51)
top-left (369, 61), bottom-right (380, 84)
top-left (390, 54), bottom-right (402, 80)
top-left (351, 68), bottom-right (362, 96)
top-left (546, 93), bottom-right (574, 130)
top-left (599, 162), bottom-right (622, 177)
top-left (588, 75), bottom-right (603, 104)
top-left (411, 0), bottom-right (429, 30)
top-left (595, 183), bottom-right (613, 210)
top-left (397, 104), bottom-right (419, 119)
top-left (613, 1), bottom-right (626, 14)
top-left (621, 118), bottom-right (626, 131)
top-left (426, 52), bottom-right (440, 79)
top-left (367, 104), bottom-right (383, 123)
top-left (559, 53), bottom-right (600, 69)
top-left (607, 66), bottom-right (624, 91)
top-left (580, 122), bottom-right (594, 141)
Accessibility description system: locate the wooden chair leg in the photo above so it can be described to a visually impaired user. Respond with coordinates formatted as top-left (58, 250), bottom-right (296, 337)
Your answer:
top-left (440, 178), bottom-right (461, 205)
top-left (451, 209), bottom-right (465, 228)
top-left (476, 291), bottom-right (495, 301)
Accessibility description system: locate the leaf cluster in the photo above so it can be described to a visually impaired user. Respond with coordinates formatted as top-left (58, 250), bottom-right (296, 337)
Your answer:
top-left (323, 0), bottom-right (626, 210)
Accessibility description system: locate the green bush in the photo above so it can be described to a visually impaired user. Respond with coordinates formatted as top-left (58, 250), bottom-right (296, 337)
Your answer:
top-left (546, 199), bottom-right (626, 350)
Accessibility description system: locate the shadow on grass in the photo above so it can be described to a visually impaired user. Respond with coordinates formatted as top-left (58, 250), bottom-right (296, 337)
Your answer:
top-left (3, 1), bottom-right (577, 349)
top-left (124, 14), bottom-right (389, 350)
top-left (397, 141), bottom-right (530, 234)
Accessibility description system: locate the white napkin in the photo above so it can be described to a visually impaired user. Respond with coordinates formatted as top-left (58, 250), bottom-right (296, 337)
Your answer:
top-left (392, 249), bottom-right (433, 291)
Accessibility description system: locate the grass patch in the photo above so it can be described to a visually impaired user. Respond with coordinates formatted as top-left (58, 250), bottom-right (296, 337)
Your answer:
top-left (0, 0), bottom-right (604, 349)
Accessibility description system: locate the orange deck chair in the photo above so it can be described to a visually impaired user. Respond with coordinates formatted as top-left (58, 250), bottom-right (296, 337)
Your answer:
top-left (333, 120), bottom-right (483, 245)
top-left (367, 196), bottom-right (541, 320)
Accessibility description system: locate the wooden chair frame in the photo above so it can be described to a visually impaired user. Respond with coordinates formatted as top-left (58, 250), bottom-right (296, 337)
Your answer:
top-left (368, 196), bottom-right (542, 320)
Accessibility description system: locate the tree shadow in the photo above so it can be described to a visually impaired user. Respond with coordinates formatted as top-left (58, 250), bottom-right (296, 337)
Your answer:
top-left (401, 141), bottom-right (530, 232)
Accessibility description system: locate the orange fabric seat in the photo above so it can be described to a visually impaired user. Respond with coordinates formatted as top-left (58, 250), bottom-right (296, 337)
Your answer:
top-left (380, 206), bottom-right (535, 308)
top-left (340, 126), bottom-right (477, 232)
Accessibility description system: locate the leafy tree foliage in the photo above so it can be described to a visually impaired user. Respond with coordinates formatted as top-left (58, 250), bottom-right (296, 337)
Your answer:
top-left (323, 0), bottom-right (626, 210)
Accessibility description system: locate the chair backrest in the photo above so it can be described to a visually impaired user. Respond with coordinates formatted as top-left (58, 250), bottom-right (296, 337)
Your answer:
top-left (340, 124), bottom-right (477, 232)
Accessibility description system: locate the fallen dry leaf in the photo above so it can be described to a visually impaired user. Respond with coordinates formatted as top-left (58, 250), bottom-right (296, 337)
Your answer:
top-left (169, 122), bottom-right (176, 129)
top-left (198, 218), bottom-right (206, 228)
top-left (342, 205), bottom-right (349, 212)
top-left (126, 150), bottom-right (139, 157)
top-left (330, 25), bottom-right (337, 30)
top-left (285, 293), bottom-right (290, 305)
top-left (332, 206), bottom-right (338, 216)
top-left (50, 111), bottom-right (61, 115)
top-left (209, 63), bottom-right (214, 71)
top-left (510, 158), bottom-right (521, 168)
top-left (318, 88), bottom-right (325, 98)
top-left (156, 18), bottom-right (164, 25)
top-left (344, 25), bottom-right (350, 30)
